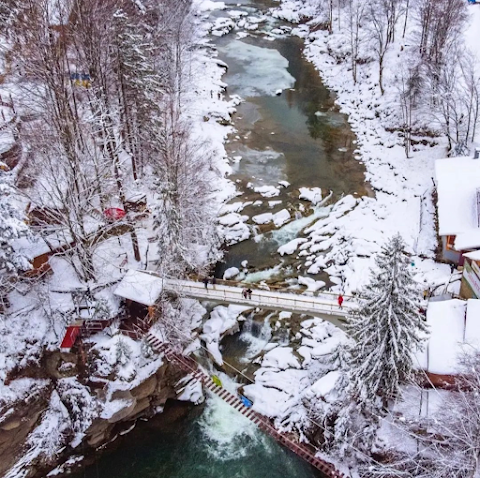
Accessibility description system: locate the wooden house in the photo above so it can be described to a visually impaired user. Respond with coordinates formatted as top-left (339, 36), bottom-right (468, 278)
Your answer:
top-left (12, 236), bottom-right (52, 276)
top-left (435, 155), bottom-right (480, 265)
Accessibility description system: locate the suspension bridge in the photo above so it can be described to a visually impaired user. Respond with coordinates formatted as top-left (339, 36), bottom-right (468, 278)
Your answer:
top-left (146, 333), bottom-right (347, 478)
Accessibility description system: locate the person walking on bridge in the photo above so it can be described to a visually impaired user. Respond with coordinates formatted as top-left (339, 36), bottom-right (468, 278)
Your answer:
top-left (246, 288), bottom-right (253, 300)
top-left (203, 277), bottom-right (209, 290)
top-left (337, 294), bottom-right (344, 308)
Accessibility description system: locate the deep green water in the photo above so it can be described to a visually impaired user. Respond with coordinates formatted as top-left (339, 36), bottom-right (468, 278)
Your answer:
top-left (77, 396), bottom-right (323, 478)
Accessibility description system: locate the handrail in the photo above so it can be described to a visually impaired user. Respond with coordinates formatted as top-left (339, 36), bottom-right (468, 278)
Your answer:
top-left (188, 274), bottom-right (355, 300)
top-left (162, 278), bottom-right (352, 318)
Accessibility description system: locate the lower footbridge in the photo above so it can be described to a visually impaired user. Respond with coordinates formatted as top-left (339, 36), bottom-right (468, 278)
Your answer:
top-left (146, 336), bottom-right (347, 478)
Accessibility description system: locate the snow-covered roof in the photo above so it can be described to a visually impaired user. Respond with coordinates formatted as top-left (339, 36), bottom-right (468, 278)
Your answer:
top-left (455, 229), bottom-right (480, 251)
top-left (114, 270), bottom-right (164, 306)
top-left (463, 250), bottom-right (480, 262)
top-left (12, 236), bottom-right (51, 260)
top-left (417, 299), bottom-right (480, 375)
top-left (435, 157), bottom-right (480, 245)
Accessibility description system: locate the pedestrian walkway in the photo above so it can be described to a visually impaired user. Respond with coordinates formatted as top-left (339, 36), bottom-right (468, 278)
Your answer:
top-left (146, 333), bottom-right (347, 478)
top-left (163, 277), bottom-right (352, 326)
top-left (114, 270), bottom-right (353, 329)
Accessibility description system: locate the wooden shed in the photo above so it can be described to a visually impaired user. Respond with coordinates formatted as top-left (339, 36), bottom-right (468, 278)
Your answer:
top-left (114, 270), bottom-right (164, 321)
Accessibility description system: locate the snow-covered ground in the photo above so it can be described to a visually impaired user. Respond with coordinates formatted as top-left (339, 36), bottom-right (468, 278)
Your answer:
top-left (2, 0), bottom-right (480, 475)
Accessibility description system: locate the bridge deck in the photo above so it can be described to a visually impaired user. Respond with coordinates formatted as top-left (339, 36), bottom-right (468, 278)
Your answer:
top-left (163, 278), bottom-right (351, 327)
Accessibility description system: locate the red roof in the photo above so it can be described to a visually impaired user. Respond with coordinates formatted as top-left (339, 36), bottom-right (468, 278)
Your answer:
top-left (60, 325), bottom-right (81, 349)
top-left (104, 208), bottom-right (126, 221)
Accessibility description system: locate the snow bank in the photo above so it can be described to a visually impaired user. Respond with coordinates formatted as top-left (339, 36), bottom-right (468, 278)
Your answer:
top-left (299, 187), bottom-right (322, 205)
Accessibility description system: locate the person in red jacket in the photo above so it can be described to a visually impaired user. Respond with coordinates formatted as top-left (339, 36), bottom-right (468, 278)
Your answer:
top-left (338, 294), bottom-right (344, 308)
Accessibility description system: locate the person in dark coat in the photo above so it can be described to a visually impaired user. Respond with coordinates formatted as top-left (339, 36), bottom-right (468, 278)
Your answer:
top-left (203, 277), bottom-right (209, 290)
top-left (211, 277), bottom-right (217, 289)
top-left (246, 288), bottom-right (253, 300)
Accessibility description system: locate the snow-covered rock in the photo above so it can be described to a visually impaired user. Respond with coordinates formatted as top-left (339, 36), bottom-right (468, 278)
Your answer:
top-left (278, 238), bottom-right (307, 256)
top-left (273, 209), bottom-right (291, 227)
top-left (254, 185), bottom-right (281, 198)
top-left (299, 187), bottom-right (322, 205)
top-left (223, 267), bottom-right (240, 280)
top-left (298, 276), bottom-right (326, 292)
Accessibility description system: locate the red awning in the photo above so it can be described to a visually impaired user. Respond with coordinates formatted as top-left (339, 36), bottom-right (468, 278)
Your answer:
top-left (60, 325), bottom-right (81, 349)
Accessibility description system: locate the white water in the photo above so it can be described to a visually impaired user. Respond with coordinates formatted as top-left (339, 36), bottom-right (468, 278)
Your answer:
top-left (271, 206), bottom-right (330, 246)
top-left (243, 263), bottom-right (283, 283)
top-left (198, 373), bottom-right (269, 460)
top-left (240, 313), bottom-right (273, 361)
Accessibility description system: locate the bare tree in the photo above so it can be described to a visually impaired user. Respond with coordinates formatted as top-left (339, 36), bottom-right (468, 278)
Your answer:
top-left (416, 0), bottom-right (468, 71)
top-left (398, 62), bottom-right (424, 157)
top-left (368, 1), bottom-right (389, 95)
top-left (368, 352), bottom-right (480, 477)
top-left (428, 44), bottom-right (480, 156)
top-left (152, 101), bottom-right (220, 278)
top-left (347, 0), bottom-right (367, 84)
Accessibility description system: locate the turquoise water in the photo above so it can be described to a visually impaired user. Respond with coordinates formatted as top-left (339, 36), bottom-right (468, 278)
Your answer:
top-left (78, 396), bottom-right (324, 478)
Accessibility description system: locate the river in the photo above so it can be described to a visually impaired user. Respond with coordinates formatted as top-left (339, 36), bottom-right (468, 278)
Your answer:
top-left (76, 1), bottom-right (365, 477)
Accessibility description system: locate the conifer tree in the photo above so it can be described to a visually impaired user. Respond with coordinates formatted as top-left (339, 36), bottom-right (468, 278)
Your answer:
top-left (346, 233), bottom-right (428, 407)
top-left (0, 173), bottom-right (29, 277)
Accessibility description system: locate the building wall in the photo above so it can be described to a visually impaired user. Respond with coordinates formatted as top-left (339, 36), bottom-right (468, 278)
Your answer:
top-left (461, 258), bottom-right (480, 299)
top-left (441, 236), bottom-right (462, 264)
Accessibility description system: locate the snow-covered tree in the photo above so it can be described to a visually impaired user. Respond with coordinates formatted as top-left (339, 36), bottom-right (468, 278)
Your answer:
top-left (0, 173), bottom-right (29, 280)
top-left (368, 351), bottom-right (480, 478)
top-left (346, 233), bottom-right (428, 407)
top-left (152, 108), bottom-right (221, 278)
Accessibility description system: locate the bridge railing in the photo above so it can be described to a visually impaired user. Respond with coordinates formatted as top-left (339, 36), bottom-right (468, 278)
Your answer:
top-left (188, 274), bottom-right (355, 300)
top-left (163, 278), bottom-right (353, 317)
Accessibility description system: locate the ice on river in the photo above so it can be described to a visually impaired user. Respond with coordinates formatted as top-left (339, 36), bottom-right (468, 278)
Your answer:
top-left (220, 40), bottom-right (295, 97)
top-left (232, 146), bottom-right (287, 184)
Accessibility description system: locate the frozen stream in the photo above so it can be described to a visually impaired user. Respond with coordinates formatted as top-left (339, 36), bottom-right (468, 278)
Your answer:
top-left (76, 0), bottom-right (365, 477)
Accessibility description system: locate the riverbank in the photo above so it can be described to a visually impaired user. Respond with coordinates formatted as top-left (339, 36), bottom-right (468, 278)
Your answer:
top-left (265, 0), bottom-right (461, 297)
